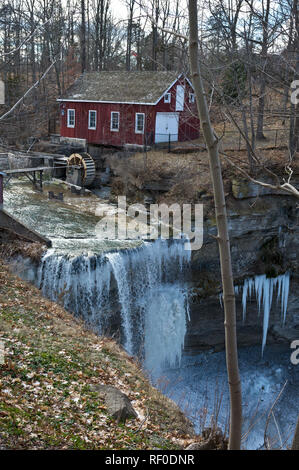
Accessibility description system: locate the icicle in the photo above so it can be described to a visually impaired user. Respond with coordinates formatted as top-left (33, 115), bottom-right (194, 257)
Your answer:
top-left (255, 275), bottom-right (264, 317)
top-left (280, 272), bottom-right (290, 325)
top-left (242, 279), bottom-right (249, 323)
top-left (234, 285), bottom-right (240, 296)
top-left (276, 275), bottom-right (282, 308)
top-left (236, 272), bottom-right (290, 355)
top-left (261, 277), bottom-right (274, 355)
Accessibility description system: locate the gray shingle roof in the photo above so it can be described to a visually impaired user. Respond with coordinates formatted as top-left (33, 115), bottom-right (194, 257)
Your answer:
top-left (59, 71), bottom-right (180, 104)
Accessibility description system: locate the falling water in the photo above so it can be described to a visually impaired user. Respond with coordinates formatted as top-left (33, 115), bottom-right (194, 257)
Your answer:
top-left (221, 273), bottom-right (290, 355)
top-left (37, 239), bottom-right (191, 373)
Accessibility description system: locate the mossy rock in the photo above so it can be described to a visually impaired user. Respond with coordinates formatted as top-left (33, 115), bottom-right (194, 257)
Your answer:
top-left (231, 178), bottom-right (250, 199)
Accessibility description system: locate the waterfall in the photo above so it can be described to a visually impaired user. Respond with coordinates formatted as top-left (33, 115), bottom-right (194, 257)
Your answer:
top-left (223, 273), bottom-right (290, 355)
top-left (37, 239), bottom-right (191, 373)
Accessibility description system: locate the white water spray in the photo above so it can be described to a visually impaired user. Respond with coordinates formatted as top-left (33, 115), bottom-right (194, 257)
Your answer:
top-left (37, 239), bottom-right (191, 372)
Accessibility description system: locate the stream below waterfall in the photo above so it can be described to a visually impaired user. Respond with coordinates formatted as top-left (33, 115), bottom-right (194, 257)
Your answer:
top-left (158, 344), bottom-right (299, 450)
top-left (3, 181), bottom-right (299, 449)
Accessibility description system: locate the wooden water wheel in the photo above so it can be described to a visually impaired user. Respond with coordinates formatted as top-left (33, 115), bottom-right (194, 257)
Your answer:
top-left (67, 152), bottom-right (95, 187)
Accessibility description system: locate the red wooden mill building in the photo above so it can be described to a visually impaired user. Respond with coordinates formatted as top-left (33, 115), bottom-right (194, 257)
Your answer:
top-left (58, 71), bottom-right (200, 147)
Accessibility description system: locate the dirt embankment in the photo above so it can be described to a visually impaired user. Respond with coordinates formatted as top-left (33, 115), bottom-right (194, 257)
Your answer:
top-left (0, 228), bottom-right (46, 263)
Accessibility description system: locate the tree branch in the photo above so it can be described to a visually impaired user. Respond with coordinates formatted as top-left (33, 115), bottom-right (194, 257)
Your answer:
top-left (0, 60), bottom-right (58, 122)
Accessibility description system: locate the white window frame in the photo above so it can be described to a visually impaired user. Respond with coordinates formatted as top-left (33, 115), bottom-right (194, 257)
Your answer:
top-left (176, 85), bottom-right (185, 111)
top-left (135, 113), bottom-right (145, 134)
top-left (189, 92), bottom-right (195, 104)
top-left (88, 110), bottom-right (97, 130)
top-left (164, 92), bottom-right (171, 103)
top-left (67, 108), bottom-right (75, 128)
top-left (110, 111), bottom-right (120, 131)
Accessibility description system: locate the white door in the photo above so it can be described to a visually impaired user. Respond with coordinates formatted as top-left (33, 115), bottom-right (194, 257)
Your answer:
top-left (175, 85), bottom-right (185, 111)
top-left (155, 112), bottom-right (179, 143)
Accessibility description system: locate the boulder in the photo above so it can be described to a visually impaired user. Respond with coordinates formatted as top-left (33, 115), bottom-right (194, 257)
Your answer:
top-left (91, 384), bottom-right (138, 423)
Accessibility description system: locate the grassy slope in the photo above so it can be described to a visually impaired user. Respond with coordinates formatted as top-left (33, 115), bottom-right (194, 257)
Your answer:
top-left (0, 263), bottom-right (195, 450)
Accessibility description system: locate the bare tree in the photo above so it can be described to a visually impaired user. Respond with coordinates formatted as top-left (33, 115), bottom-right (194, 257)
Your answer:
top-left (125, 0), bottom-right (135, 71)
top-left (208, 0), bottom-right (244, 53)
top-left (152, 0), bottom-right (159, 70)
top-left (81, 0), bottom-right (86, 72)
top-left (255, 0), bottom-right (271, 140)
top-left (289, 0), bottom-right (299, 158)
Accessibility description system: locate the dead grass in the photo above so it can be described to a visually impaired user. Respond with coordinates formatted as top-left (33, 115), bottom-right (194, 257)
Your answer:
top-left (109, 150), bottom-right (211, 204)
top-left (0, 230), bottom-right (46, 262)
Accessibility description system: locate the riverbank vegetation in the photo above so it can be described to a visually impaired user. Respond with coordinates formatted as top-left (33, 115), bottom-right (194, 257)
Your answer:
top-left (108, 139), bottom-right (299, 209)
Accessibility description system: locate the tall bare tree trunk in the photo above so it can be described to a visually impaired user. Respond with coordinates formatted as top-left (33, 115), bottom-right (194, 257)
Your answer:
top-left (126, 1), bottom-right (135, 71)
top-left (256, 0), bottom-right (270, 140)
top-left (152, 1), bottom-right (159, 70)
top-left (290, 0), bottom-right (299, 159)
top-left (81, 0), bottom-right (86, 73)
top-left (188, 0), bottom-right (242, 450)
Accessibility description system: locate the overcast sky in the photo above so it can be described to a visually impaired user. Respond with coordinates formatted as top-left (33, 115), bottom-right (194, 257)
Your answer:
top-left (110, 0), bottom-right (129, 20)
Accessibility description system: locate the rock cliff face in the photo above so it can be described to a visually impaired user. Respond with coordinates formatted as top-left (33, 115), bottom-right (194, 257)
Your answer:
top-left (93, 183), bottom-right (299, 355)
top-left (186, 184), bottom-right (299, 353)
